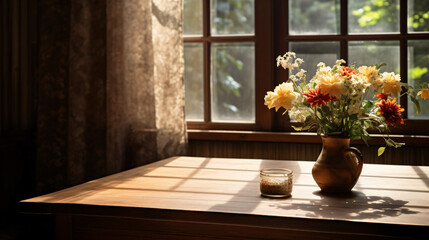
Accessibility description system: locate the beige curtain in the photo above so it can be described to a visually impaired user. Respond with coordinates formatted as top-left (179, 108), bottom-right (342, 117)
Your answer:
top-left (36, 0), bottom-right (186, 194)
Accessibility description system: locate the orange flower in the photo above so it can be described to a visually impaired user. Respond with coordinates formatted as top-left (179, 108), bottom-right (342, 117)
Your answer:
top-left (376, 93), bottom-right (391, 100)
top-left (417, 89), bottom-right (429, 100)
top-left (340, 66), bottom-right (357, 77)
top-left (316, 73), bottom-right (345, 98)
top-left (303, 87), bottom-right (333, 107)
top-left (377, 99), bottom-right (404, 125)
top-left (264, 82), bottom-right (297, 111)
top-left (381, 72), bottom-right (402, 97)
top-left (358, 66), bottom-right (379, 87)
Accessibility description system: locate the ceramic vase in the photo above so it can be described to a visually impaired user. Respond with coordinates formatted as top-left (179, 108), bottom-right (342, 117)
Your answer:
top-left (312, 136), bottom-right (364, 193)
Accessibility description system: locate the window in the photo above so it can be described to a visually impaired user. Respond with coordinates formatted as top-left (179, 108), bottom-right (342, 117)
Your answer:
top-left (184, 0), bottom-right (256, 123)
top-left (183, 0), bottom-right (273, 130)
top-left (184, 0), bottom-right (429, 135)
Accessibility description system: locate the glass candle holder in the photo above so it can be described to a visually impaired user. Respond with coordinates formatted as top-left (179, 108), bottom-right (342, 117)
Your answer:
top-left (260, 168), bottom-right (293, 198)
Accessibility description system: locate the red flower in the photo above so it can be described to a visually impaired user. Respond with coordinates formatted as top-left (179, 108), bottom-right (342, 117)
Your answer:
top-left (303, 88), bottom-right (332, 107)
top-left (376, 93), bottom-right (391, 100)
top-left (377, 99), bottom-right (404, 125)
top-left (341, 66), bottom-right (357, 77)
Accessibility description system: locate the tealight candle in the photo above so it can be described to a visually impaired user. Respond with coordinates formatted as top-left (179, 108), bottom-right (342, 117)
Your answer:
top-left (260, 168), bottom-right (293, 198)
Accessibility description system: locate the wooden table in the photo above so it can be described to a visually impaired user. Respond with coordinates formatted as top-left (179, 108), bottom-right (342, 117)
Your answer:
top-left (20, 156), bottom-right (429, 239)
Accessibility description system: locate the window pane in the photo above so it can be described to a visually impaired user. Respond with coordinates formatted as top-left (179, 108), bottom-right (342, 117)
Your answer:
top-left (349, 41), bottom-right (400, 73)
top-left (184, 0), bottom-right (203, 35)
top-left (349, 0), bottom-right (399, 34)
top-left (184, 43), bottom-right (204, 121)
top-left (211, 43), bottom-right (255, 122)
top-left (289, 0), bottom-right (340, 35)
top-left (211, 0), bottom-right (254, 35)
top-left (408, 0), bottom-right (429, 32)
top-left (408, 40), bottom-right (429, 119)
top-left (289, 42), bottom-right (340, 79)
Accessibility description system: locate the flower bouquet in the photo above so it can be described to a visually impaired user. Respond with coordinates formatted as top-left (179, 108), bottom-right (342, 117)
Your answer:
top-left (264, 52), bottom-right (428, 192)
top-left (265, 52), bottom-right (429, 156)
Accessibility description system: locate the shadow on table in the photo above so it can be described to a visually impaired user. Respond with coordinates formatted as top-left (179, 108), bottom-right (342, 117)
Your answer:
top-left (209, 159), bottom-right (302, 214)
top-left (412, 166), bottom-right (429, 189)
top-left (271, 190), bottom-right (418, 220)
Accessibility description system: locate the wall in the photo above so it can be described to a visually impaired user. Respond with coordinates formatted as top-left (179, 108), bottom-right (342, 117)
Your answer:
top-left (0, 0), bottom-right (38, 233)
top-left (188, 140), bottom-right (429, 166)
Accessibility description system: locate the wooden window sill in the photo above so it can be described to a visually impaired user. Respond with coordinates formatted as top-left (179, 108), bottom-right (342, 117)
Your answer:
top-left (187, 129), bottom-right (429, 147)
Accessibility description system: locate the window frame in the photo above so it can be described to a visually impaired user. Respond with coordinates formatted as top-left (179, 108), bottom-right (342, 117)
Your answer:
top-left (184, 0), bottom-right (274, 131)
top-left (184, 0), bottom-right (429, 136)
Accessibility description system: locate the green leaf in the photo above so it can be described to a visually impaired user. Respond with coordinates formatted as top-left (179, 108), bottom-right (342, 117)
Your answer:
top-left (378, 147), bottom-right (386, 156)
top-left (375, 63), bottom-right (386, 70)
top-left (320, 105), bottom-right (330, 113)
top-left (233, 89), bottom-right (240, 97)
top-left (312, 82), bottom-right (317, 88)
top-left (292, 124), bottom-right (312, 132)
top-left (385, 138), bottom-right (404, 148)
top-left (363, 101), bottom-right (374, 110)
top-left (291, 125), bottom-right (303, 131)
top-left (299, 82), bottom-right (309, 92)
top-left (410, 96), bottom-right (421, 114)
top-left (394, 142), bottom-right (404, 148)
top-left (385, 138), bottom-right (396, 147)
top-left (327, 132), bottom-right (342, 136)
top-left (351, 135), bottom-right (361, 140)
top-left (349, 114), bottom-right (358, 121)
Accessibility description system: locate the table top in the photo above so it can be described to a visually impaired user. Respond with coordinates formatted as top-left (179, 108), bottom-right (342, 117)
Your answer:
top-left (21, 156), bottom-right (429, 229)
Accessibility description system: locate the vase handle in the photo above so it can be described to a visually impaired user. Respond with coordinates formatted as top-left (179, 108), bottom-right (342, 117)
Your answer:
top-left (345, 147), bottom-right (364, 177)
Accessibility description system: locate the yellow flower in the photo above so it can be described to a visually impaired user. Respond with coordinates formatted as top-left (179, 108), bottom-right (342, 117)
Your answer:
top-left (316, 72), bottom-right (345, 98)
top-left (358, 66), bottom-right (380, 87)
top-left (381, 72), bottom-right (401, 97)
top-left (418, 89), bottom-right (429, 100)
top-left (264, 82), bottom-right (296, 111)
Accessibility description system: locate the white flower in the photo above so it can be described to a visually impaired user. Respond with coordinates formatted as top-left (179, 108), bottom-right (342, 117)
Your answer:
top-left (317, 62), bottom-right (326, 68)
top-left (276, 56), bottom-right (285, 67)
top-left (296, 69), bottom-right (306, 78)
top-left (335, 59), bottom-right (346, 66)
top-left (349, 75), bottom-right (368, 94)
top-left (281, 61), bottom-right (293, 70)
top-left (348, 100), bottom-right (361, 115)
top-left (289, 75), bottom-right (298, 82)
top-left (284, 52), bottom-right (296, 59)
top-left (277, 56), bottom-right (295, 70)
top-left (288, 95), bottom-right (311, 123)
top-left (294, 58), bottom-right (304, 66)
top-left (276, 52), bottom-right (304, 71)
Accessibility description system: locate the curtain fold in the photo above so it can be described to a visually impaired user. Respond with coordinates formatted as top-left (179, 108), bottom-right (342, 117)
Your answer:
top-left (36, 0), bottom-right (186, 194)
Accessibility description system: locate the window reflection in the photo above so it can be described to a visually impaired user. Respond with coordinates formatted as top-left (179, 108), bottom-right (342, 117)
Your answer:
top-left (184, 0), bottom-right (203, 35)
top-left (211, 0), bottom-right (254, 35)
top-left (408, 0), bottom-right (429, 32)
top-left (408, 40), bottom-right (429, 119)
top-left (349, 0), bottom-right (400, 34)
top-left (211, 43), bottom-right (255, 122)
top-left (184, 44), bottom-right (204, 121)
top-left (289, 0), bottom-right (340, 35)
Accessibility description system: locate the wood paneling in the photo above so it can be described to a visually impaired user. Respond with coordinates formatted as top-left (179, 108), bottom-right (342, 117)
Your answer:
top-left (188, 140), bottom-right (429, 166)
